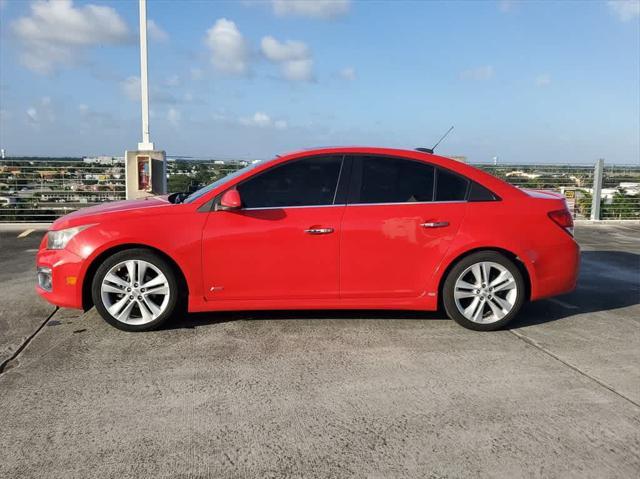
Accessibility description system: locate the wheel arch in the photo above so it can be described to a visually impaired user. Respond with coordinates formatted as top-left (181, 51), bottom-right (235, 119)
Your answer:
top-left (436, 247), bottom-right (532, 309)
top-left (81, 243), bottom-right (189, 311)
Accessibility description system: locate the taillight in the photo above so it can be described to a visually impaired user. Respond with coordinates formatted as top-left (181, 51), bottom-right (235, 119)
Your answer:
top-left (548, 209), bottom-right (574, 236)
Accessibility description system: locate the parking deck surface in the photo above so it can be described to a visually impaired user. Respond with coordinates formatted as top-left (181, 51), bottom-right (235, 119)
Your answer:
top-left (0, 223), bottom-right (638, 478)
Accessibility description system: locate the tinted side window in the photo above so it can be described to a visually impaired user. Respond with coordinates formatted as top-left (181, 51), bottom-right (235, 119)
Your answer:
top-left (468, 181), bottom-right (497, 201)
top-left (237, 156), bottom-right (342, 208)
top-left (356, 156), bottom-right (434, 204)
top-left (435, 168), bottom-right (469, 201)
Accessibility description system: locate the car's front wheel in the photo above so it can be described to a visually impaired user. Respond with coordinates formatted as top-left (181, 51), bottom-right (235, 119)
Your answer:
top-left (91, 249), bottom-right (178, 331)
top-left (442, 251), bottom-right (525, 331)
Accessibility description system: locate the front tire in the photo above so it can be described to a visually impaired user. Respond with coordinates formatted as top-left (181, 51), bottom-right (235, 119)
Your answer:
top-left (91, 249), bottom-right (178, 332)
top-left (442, 251), bottom-right (525, 331)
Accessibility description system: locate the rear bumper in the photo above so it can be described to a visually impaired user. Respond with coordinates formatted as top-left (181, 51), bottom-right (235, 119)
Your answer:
top-left (529, 235), bottom-right (580, 300)
top-left (35, 247), bottom-right (85, 309)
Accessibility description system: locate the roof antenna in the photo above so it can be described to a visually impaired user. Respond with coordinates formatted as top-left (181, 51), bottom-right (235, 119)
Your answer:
top-left (416, 126), bottom-right (454, 154)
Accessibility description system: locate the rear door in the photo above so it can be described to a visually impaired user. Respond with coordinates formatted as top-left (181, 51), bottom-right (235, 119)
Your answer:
top-left (339, 156), bottom-right (468, 299)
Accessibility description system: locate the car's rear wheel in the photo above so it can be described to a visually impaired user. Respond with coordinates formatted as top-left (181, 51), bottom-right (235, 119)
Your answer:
top-left (442, 251), bottom-right (525, 331)
top-left (91, 249), bottom-right (178, 332)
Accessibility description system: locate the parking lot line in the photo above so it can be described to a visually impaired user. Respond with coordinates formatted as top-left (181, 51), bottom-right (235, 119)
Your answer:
top-left (17, 229), bottom-right (35, 238)
top-left (509, 330), bottom-right (640, 409)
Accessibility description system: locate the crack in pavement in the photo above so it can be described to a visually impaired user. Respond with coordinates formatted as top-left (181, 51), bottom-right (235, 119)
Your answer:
top-left (0, 307), bottom-right (58, 375)
top-left (509, 329), bottom-right (640, 409)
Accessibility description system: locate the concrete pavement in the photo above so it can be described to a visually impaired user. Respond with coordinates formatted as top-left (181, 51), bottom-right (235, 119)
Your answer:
top-left (0, 228), bottom-right (54, 369)
top-left (0, 224), bottom-right (638, 478)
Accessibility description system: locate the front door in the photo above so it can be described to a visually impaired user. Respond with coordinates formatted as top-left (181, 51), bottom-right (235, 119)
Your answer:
top-left (201, 155), bottom-right (345, 301)
top-left (339, 156), bottom-right (468, 299)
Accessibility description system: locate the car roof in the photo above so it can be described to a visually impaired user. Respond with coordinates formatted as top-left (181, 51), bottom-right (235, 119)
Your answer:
top-left (277, 146), bottom-right (524, 200)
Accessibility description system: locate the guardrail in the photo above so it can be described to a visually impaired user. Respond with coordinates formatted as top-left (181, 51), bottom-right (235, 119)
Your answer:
top-left (476, 161), bottom-right (640, 220)
top-left (0, 159), bottom-right (126, 222)
top-left (1, 158), bottom-right (638, 222)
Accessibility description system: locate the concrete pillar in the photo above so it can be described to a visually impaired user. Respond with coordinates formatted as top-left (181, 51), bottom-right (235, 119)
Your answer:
top-left (125, 150), bottom-right (166, 199)
top-left (590, 158), bottom-right (604, 221)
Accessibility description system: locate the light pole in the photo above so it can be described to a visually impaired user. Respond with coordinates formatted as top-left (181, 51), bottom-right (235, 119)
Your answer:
top-left (125, 0), bottom-right (166, 199)
top-left (138, 0), bottom-right (153, 151)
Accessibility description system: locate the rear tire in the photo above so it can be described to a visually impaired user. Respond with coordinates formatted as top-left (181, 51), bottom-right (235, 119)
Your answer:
top-left (91, 248), bottom-right (178, 332)
top-left (442, 251), bottom-right (525, 331)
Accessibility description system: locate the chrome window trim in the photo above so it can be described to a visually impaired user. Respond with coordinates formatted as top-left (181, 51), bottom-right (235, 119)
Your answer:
top-left (242, 204), bottom-right (347, 211)
top-left (346, 200), bottom-right (467, 207)
top-left (239, 200), bottom-right (467, 211)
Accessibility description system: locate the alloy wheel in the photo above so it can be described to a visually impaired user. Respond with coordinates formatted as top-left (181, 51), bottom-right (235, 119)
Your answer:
top-left (453, 261), bottom-right (518, 324)
top-left (100, 259), bottom-right (171, 325)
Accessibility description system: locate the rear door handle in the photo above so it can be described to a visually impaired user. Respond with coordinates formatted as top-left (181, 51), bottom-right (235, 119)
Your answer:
top-left (420, 221), bottom-right (449, 228)
top-left (304, 227), bottom-right (334, 235)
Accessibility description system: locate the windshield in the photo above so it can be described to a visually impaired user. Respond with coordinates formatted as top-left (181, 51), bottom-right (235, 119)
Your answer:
top-left (182, 161), bottom-right (264, 204)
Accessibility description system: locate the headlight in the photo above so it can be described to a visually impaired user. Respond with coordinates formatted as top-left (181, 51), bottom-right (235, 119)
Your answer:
top-left (47, 225), bottom-right (94, 250)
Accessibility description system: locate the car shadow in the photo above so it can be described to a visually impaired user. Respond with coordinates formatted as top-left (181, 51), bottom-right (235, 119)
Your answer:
top-left (168, 308), bottom-right (444, 330)
top-left (168, 250), bottom-right (639, 331)
top-left (510, 250), bottom-right (640, 328)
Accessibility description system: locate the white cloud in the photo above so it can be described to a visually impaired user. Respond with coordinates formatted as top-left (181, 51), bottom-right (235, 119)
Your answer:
top-left (167, 108), bottom-right (181, 126)
top-left (339, 66), bottom-right (357, 81)
top-left (121, 76), bottom-right (141, 101)
top-left (260, 35), bottom-right (314, 82)
top-left (26, 107), bottom-right (38, 124)
top-left (261, 36), bottom-right (309, 62)
top-left (460, 65), bottom-right (494, 81)
top-left (11, 0), bottom-right (130, 74)
top-left (205, 18), bottom-right (249, 75)
top-left (239, 112), bottom-right (287, 130)
top-left (607, 0), bottom-right (640, 21)
top-left (535, 73), bottom-right (552, 87)
top-left (147, 19), bottom-right (169, 42)
top-left (25, 97), bottom-right (55, 125)
top-left (271, 0), bottom-right (350, 19)
top-left (281, 59), bottom-right (314, 82)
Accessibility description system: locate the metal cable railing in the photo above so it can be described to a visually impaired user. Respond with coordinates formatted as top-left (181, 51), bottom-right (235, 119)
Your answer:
top-left (476, 163), bottom-right (640, 220)
top-left (0, 159), bottom-right (126, 222)
top-left (1, 158), bottom-right (638, 222)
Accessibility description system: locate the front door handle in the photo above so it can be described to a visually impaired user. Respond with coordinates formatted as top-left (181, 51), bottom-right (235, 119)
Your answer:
top-left (420, 221), bottom-right (449, 228)
top-left (304, 227), bottom-right (334, 235)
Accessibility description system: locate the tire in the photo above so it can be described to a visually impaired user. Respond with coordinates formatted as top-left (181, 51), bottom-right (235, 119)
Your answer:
top-left (91, 248), bottom-right (179, 332)
top-left (442, 251), bottom-right (525, 331)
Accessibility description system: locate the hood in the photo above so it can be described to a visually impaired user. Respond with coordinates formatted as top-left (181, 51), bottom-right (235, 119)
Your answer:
top-left (51, 196), bottom-right (171, 230)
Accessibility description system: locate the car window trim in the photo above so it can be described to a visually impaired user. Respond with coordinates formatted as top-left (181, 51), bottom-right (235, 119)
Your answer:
top-left (346, 154), bottom-right (438, 205)
top-left (242, 203), bottom-right (347, 211)
top-left (345, 200), bottom-right (467, 207)
top-left (217, 154), bottom-right (347, 210)
top-left (343, 153), bottom-right (501, 205)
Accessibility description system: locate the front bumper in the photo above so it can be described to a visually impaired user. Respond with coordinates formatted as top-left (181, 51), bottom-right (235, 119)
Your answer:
top-left (36, 246), bottom-right (85, 309)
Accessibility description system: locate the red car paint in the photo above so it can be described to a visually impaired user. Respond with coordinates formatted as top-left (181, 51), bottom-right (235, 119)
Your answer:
top-left (36, 147), bottom-right (579, 314)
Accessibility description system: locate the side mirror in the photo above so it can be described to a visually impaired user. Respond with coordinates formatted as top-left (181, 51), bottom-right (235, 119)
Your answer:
top-left (219, 189), bottom-right (242, 210)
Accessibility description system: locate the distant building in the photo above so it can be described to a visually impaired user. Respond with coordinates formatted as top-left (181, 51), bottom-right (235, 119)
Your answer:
top-left (506, 171), bottom-right (542, 180)
top-left (83, 156), bottom-right (123, 165)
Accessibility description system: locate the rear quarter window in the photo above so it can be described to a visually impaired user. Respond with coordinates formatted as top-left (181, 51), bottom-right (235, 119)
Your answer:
top-left (468, 181), bottom-right (498, 202)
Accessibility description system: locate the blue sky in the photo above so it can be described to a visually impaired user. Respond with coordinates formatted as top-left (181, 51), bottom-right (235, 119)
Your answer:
top-left (0, 0), bottom-right (639, 164)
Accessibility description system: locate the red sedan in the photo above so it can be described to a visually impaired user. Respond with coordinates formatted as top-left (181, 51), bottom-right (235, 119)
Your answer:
top-left (36, 147), bottom-right (579, 331)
